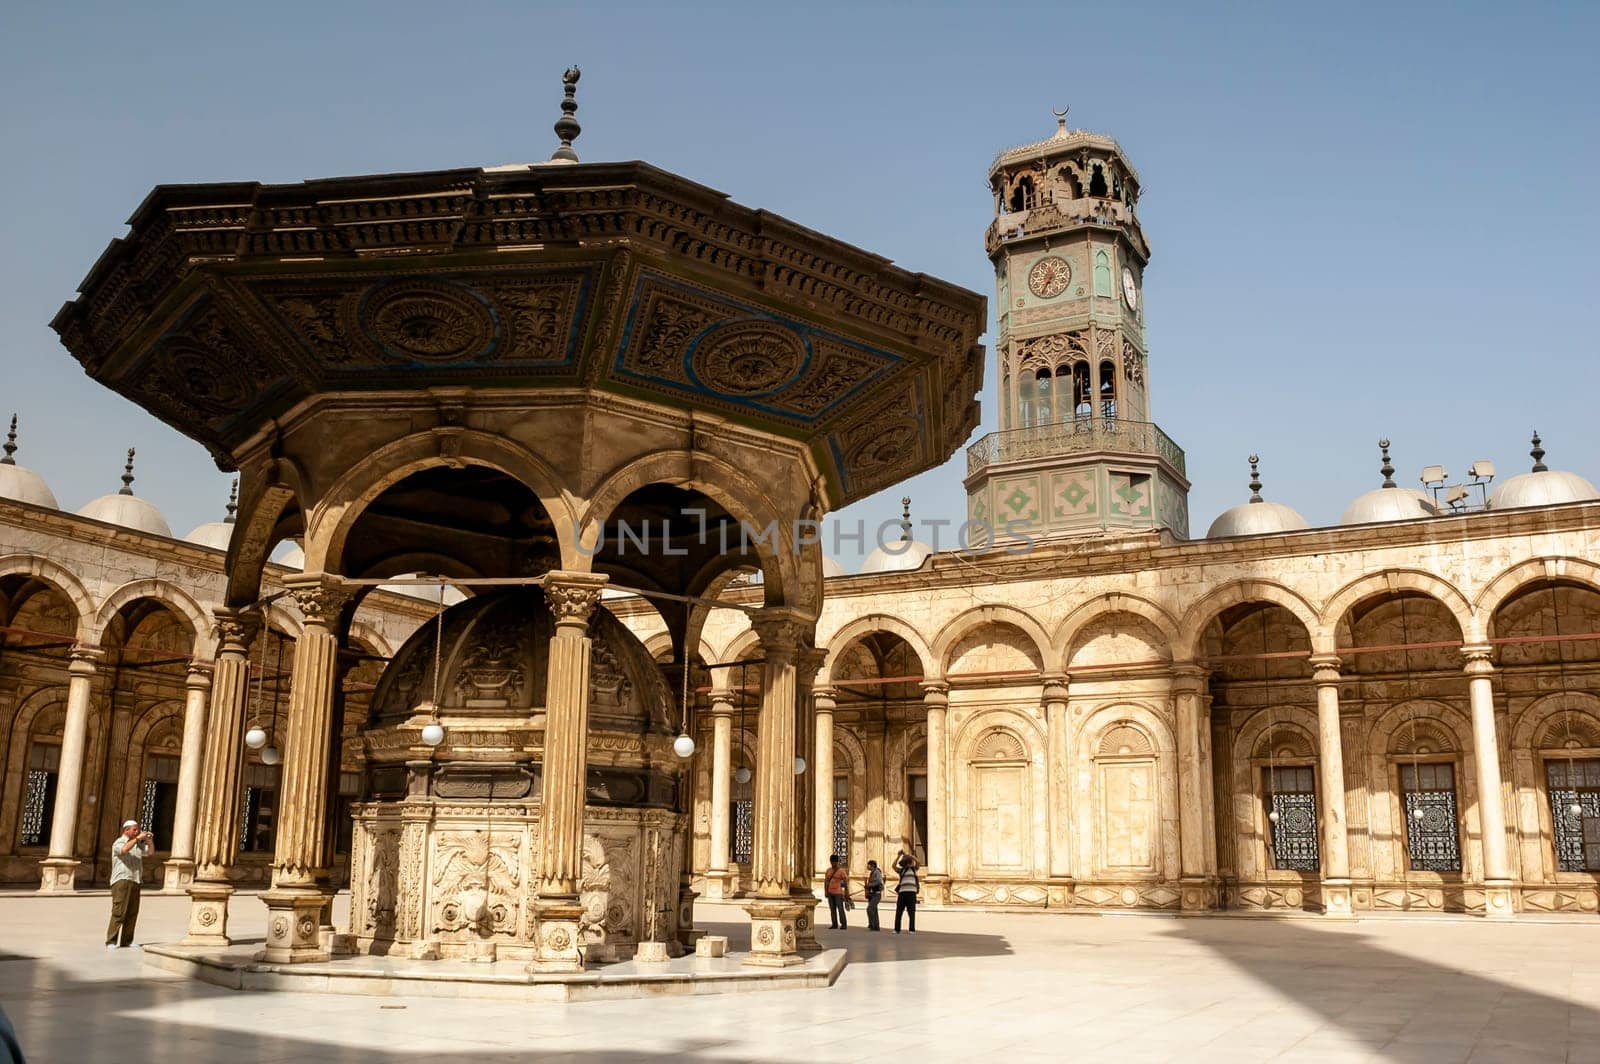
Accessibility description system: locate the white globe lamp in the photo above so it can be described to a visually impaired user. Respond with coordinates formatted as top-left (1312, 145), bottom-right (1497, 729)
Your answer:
top-left (734, 765), bottom-right (752, 785)
top-left (244, 726), bottom-right (267, 750)
top-left (421, 722), bottom-right (446, 746)
top-left (673, 733), bottom-right (696, 758)
top-left (261, 745), bottom-right (282, 766)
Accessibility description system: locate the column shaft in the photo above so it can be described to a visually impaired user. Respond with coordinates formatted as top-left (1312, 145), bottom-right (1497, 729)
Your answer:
top-left (39, 648), bottom-right (100, 891)
top-left (270, 583), bottom-right (346, 889)
top-left (709, 695), bottom-right (734, 875)
top-left (1042, 676), bottom-right (1069, 882)
top-left (1464, 645), bottom-right (1514, 916)
top-left (164, 664), bottom-right (212, 884)
top-left (751, 635), bottom-right (798, 896)
top-left (923, 682), bottom-right (951, 879)
top-left (813, 693), bottom-right (836, 875)
top-left (1310, 655), bottom-right (1353, 917)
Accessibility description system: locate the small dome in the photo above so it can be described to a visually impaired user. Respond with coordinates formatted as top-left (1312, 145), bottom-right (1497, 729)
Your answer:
top-left (378, 574), bottom-right (467, 605)
top-left (861, 540), bottom-right (933, 574)
top-left (1340, 439), bottom-right (1439, 526)
top-left (1489, 432), bottom-right (1599, 511)
top-left (185, 480), bottom-right (238, 551)
top-left (0, 416), bottom-right (59, 509)
top-left (274, 543), bottom-right (306, 570)
top-left (822, 556), bottom-right (847, 578)
top-left (78, 449), bottom-right (170, 536)
top-left (1207, 455), bottom-right (1310, 538)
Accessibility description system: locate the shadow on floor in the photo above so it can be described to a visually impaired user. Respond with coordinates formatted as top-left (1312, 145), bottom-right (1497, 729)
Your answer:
top-left (693, 915), bottom-right (1014, 966)
top-left (1164, 917), bottom-right (1600, 1062)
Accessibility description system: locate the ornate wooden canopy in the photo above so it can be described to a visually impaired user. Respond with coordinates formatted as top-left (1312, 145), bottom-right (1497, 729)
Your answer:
top-left (53, 161), bottom-right (986, 508)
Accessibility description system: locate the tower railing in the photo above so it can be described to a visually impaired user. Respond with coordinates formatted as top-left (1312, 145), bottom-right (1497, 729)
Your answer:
top-left (966, 416), bottom-right (1187, 479)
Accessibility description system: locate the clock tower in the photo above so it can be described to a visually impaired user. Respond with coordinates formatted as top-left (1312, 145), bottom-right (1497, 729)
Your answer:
top-left (966, 113), bottom-right (1189, 544)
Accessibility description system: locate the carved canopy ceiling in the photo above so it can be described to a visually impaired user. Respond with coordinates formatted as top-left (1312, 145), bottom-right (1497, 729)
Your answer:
top-left (52, 162), bottom-right (987, 508)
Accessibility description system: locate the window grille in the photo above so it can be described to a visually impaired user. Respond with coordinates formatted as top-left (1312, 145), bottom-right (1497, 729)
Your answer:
top-left (731, 799), bottom-right (753, 865)
top-left (19, 743), bottom-right (60, 848)
top-left (832, 798), bottom-right (850, 861)
top-left (1265, 765), bottom-right (1319, 871)
top-left (240, 762), bottom-right (281, 853)
top-left (1547, 759), bottom-right (1600, 872)
top-left (1400, 762), bottom-right (1461, 872)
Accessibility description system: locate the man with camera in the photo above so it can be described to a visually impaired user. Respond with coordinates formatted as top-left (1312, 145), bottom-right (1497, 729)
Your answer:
top-left (106, 819), bottom-right (153, 950)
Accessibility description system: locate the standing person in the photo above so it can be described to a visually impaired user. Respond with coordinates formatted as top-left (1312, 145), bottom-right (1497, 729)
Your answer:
top-left (106, 820), bottom-right (152, 949)
top-left (893, 850), bottom-right (920, 934)
top-left (864, 859), bottom-right (884, 931)
top-left (824, 854), bottom-right (849, 930)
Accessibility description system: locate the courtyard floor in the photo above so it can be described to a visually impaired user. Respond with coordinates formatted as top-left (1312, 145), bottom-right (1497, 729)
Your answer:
top-left (1, 893), bottom-right (1597, 1063)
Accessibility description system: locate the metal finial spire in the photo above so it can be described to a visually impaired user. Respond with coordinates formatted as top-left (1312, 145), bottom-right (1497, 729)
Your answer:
top-left (1247, 454), bottom-right (1263, 503)
top-left (1, 415), bottom-right (16, 465)
top-left (224, 479), bottom-right (239, 523)
top-left (118, 447), bottom-right (136, 495)
top-left (1378, 439), bottom-right (1396, 488)
top-left (550, 66), bottom-right (582, 163)
top-left (1530, 430), bottom-right (1547, 473)
top-left (1053, 106), bottom-right (1069, 134)
top-left (900, 495), bottom-right (912, 543)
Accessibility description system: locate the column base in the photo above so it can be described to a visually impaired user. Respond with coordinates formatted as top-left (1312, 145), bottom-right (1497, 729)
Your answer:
top-left (1180, 876), bottom-right (1219, 912)
top-left (701, 869), bottom-right (736, 901)
top-left (1320, 878), bottom-right (1356, 919)
top-left (37, 858), bottom-right (81, 893)
top-left (634, 940), bottom-right (672, 964)
top-left (183, 882), bottom-right (235, 946)
top-left (529, 897), bottom-right (586, 972)
top-left (1046, 876), bottom-right (1076, 909)
top-left (922, 873), bottom-right (951, 906)
top-left (676, 881), bottom-right (701, 950)
top-left (162, 859), bottom-right (196, 893)
top-left (260, 889), bottom-right (332, 964)
top-left (741, 897), bottom-right (806, 968)
top-left (790, 889), bottom-right (822, 950)
top-left (1482, 880), bottom-right (1517, 919)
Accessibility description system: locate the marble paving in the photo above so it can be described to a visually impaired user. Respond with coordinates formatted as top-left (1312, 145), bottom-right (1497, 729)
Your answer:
top-left (2, 894), bottom-right (1598, 1063)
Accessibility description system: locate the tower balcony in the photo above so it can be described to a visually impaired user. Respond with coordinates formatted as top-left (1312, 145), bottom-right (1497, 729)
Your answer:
top-left (966, 416), bottom-right (1186, 480)
top-left (984, 199), bottom-right (1147, 257)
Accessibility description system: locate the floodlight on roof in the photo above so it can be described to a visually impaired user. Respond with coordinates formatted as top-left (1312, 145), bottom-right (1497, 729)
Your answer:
top-left (1420, 464), bottom-right (1447, 487)
top-left (1445, 484), bottom-right (1471, 507)
top-left (1469, 460), bottom-right (1495, 482)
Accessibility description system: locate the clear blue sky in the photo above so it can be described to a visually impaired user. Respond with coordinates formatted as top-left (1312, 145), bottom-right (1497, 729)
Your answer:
top-left (3, 1), bottom-right (1596, 561)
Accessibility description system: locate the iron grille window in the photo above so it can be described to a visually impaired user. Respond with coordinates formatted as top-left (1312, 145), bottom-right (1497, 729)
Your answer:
top-left (240, 762), bottom-right (280, 854)
top-left (19, 743), bottom-right (60, 847)
top-left (908, 773), bottom-right (929, 865)
top-left (1264, 765), bottom-right (1319, 871)
top-left (832, 801), bottom-right (850, 862)
top-left (1547, 759), bottom-right (1600, 872)
top-left (1400, 762), bottom-right (1461, 872)
top-left (731, 799), bottom-right (753, 865)
top-left (141, 754), bottom-right (181, 846)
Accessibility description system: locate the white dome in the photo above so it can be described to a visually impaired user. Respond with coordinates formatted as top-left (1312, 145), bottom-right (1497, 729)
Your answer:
top-left (0, 463), bottom-right (58, 509)
top-left (274, 544), bottom-right (306, 570)
top-left (1340, 487), bottom-right (1438, 526)
top-left (822, 556), bottom-right (847, 578)
top-left (78, 492), bottom-right (172, 537)
top-left (184, 520), bottom-right (233, 551)
top-left (1207, 500), bottom-right (1309, 539)
top-left (861, 540), bottom-right (933, 574)
top-left (378, 575), bottom-right (467, 605)
top-left (1489, 469), bottom-right (1600, 511)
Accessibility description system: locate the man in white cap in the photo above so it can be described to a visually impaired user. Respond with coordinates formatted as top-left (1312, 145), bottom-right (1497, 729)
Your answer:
top-left (106, 819), bottom-right (152, 949)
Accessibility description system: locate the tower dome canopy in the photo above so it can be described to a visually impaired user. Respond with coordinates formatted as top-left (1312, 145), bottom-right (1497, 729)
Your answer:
top-left (861, 540), bottom-right (933, 574)
top-left (1490, 469), bottom-right (1600, 510)
top-left (1340, 487), bottom-right (1438, 526)
top-left (1207, 500), bottom-right (1309, 539)
top-left (369, 587), bottom-right (670, 734)
top-left (0, 464), bottom-right (57, 509)
top-left (78, 492), bottom-right (172, 537)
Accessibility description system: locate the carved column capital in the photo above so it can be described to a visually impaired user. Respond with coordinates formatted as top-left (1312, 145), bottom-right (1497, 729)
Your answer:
top-left (813, 687), bottom-right (838, 713)
top-left (212, 608), bottom-right (261, 656)
top-left (794, 646), bottom-right (827, 690)
top-left (185, 662), bottom-right (214, 691)
top-left (920, 679), bottom-right (950, 707)
top-left (1169, 663), bottom-right (1207, 693)
top-left (67, 646), bottom-right (103, 675)
top-left (1460, 643), bottom-right (1495, 676)
top-left (284, 577), bottom-right (352, 629)
top-left (751, 607), bottom-right (809, 664)
top-left (1308, 654), bottom-right (1342, 686)
top-left (542, 571), bottom-right (608, 630)
top-left (1040, 672), bottom-right (1070, 705)
top-left (707, 689), bottom-right (737, 716)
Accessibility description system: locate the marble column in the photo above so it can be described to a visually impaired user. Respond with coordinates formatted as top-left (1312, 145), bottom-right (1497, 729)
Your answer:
top-left (705, 688), bottom-right (736, 900)
top-left (743, 607), bottom-right (809, 968)
top-left (532, 570), bottom-right (608, 971)
top-left (1041, 673), bottom-right (1072, 907)
top-left (1463, 645), bottom-right (1516, 918)
top-left (1173, 666), bottom-right (1219, 911)
top-left (791, 646), bottom-right (825, 949)
top-left (1308, 655), bottom-right (1354, 917)
top-left (922, 679), bottom-right (953, 904)
top-left (185, 608), bottom-right (259, 945)
top-left (262, 577), bottom-right (350, 963)
top-left (38, 647), bottom-right (101, 893)
top-left (162, 663), bottom-right (212, 892)
top-left (812, 688), bottom-right (836, 881)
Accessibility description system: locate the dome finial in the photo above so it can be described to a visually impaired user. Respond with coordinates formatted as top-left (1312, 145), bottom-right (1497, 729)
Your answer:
top-left (1052, 106), bottom-right (1069, 136)
top-left (1, 415), bottom-right (16, 466)
top-left (1530, 430), bottom-right (1547, 473)
top-left (224, 478), bottom-right (239, 523)
top-left (550, 66), bottom-right (582, 163)
top-left (900, 495), bottom-right (913, 543)
top-left (118, 447), bottom-right (136, 495)
top-left (1247, 454), bottom-right (1263, 503)
top-left (1378, 439), bottom-right (1396, 488)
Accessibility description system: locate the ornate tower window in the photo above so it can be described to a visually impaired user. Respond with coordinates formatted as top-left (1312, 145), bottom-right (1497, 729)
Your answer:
top-left (1399, 762), bottom-right (1461, 872)
top-left (1547, 759), bottom-right (1600, 872)
top-left (1034, 369), bottom-right (1053, 424)
top-left (1009, 176), bottom-right (1037, 213)
top-left (1093, 251), bottom-right (1112, 297)
top-left (1072, 363), bottom-right (1092, 418)
top-left (1264, 765), bottom-right (1320, 871)
top-left (1099, 359), bottom-right (1117, 420)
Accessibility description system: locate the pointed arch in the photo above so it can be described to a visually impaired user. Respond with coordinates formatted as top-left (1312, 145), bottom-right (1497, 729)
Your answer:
top-left (0, 554), bottom-right (95, 642)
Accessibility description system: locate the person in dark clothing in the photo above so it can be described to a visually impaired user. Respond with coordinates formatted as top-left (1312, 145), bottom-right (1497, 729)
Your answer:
top-left (863, 859), bottom-right (884, 931)
top-left (0, 1001), bottom-right (26, 1063)
top-left (824, 854), bottom-right (849, 929)
top-left (893, 850), bottom-right (920, 933)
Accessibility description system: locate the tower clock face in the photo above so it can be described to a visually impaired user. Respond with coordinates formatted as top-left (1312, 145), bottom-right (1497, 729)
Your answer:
top-left (1027, 256), bottom-right (1071, 299)
top-left (1121, 266), bottom-right (1139, 310)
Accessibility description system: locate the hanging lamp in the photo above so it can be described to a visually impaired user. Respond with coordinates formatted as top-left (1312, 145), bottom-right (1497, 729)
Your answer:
top-left (244, 613), bottom-right (270, 750)
top-left (673, 602), bottom-right (696, 758)
top-left (260, 630), bottom-right (284, 765)
top-left (418, 579), bottom-right (446, 747)
top-left (733, 660), bottom-right (752, 785)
